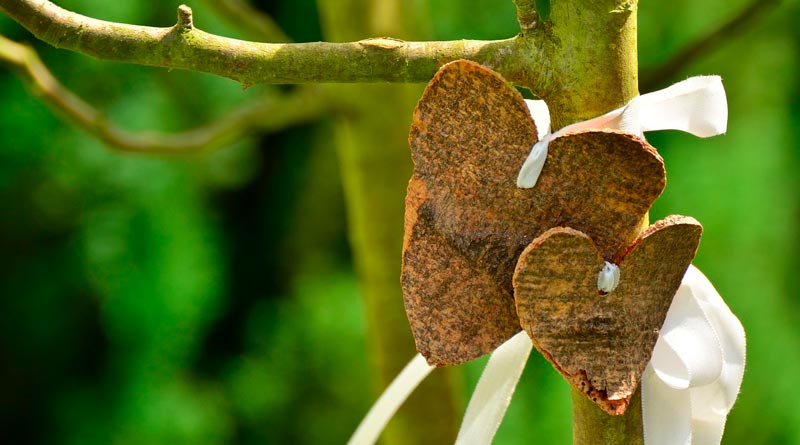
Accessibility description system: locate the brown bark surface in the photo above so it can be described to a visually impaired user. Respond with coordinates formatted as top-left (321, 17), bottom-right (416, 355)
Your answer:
top-left (513, 215), bottom-right (702, 414)
top-left (402, 60), bottom-right (667, 366)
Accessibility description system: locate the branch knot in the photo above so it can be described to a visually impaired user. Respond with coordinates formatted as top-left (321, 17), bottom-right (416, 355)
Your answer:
top-left (176, 5), bottom-right (194, 30)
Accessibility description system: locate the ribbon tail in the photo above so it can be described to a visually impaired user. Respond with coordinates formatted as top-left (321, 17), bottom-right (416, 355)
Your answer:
top-left (643, 265), bottom-right (745, 445)
top-left (516, 76), bottom-right (728, 190)
top-left (347, 353), bottom-right (435, 445)
top-left (516, 140), bottom-right (549, 188)
top-left (456, 331), bottom-right (533, 445)
top-left (684, 265), bottom-right (746, 413)
top-left (690, 415), bottom-right (727, 445)
top-left (642, 364), bottom-right (693, 445)
top-left (637, 76), bottom-right (728, 137)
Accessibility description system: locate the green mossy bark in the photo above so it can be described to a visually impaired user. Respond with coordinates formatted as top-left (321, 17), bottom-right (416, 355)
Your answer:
top-left (572, 388), bottom-right (644, 445)
top-left (317, 1), bottom-right (461, 445)
top-left (514, 1), bottom-right (644, 443)
top-left (533, 0), bottom-right (639, 129)
top-left (0, 0), bottom-right (527, 85)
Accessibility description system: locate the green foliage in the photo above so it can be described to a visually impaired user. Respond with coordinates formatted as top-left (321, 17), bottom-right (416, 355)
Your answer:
top-left (645, 1), bottom-right (800, 442)
top-left (428, 0), bottom-right (517, 40)
top-left (0, 0), bottom-right (799, 444)
top-left (535, 0), bottom-right (551, 21)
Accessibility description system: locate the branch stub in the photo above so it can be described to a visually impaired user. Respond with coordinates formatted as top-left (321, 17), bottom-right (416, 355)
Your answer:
top-left (176, 5), bottom-right (194, 30)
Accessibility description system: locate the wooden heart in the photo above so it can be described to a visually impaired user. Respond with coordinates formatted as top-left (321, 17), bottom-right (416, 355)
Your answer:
top-left (402, 59), bottom-right (667, 366)
top-left (513, 215), bottom-right (703, 414)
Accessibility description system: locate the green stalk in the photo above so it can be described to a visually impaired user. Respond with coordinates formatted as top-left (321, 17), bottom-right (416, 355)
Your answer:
top-left (316, 1), bottom-right (461, 444)
top-left (539, 0), bottom-right (639, 129)
top-left (518, 1), bottom-right (644, 443)
top-left (572, 388), bottom-right (644, 445)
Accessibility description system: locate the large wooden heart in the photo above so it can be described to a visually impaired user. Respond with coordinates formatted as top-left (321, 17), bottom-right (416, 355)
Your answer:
top-left (402, 60), bottom-right (667, 366)
top-left (513, 215), bottom-right (702, 414)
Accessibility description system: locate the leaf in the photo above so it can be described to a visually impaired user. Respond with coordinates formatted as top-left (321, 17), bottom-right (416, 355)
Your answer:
top-left (513, 215), bottom-right (703, 414)
top-left (402, 60), bottom-right (667, 366)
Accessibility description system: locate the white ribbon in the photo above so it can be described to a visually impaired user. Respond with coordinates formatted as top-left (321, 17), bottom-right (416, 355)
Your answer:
top-left (517, 76), bottom-right (728, 188)
top-left (347, 353), bottom-right (434, 445)
top-left (349, 265), bottom-right (745, 445)
top-left (642, 265), bottom-right (746, 445)
top-left (454, 265), bottom-right (744, 445)
top-left (350, 77), bottom-right (740, 445)
top-left (455, 331), bottom-right (533, 445)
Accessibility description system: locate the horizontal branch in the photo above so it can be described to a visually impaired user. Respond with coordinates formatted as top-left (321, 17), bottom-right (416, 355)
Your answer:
top-left (0, 34), bottom-right (329, 153)
top-left (0, 0), bottom-right (532, 86)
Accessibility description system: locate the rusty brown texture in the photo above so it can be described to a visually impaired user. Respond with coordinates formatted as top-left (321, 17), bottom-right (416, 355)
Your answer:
top-left (402, 60), bottom-right (667, 366)
top-left (513, 215), bottom-right (703, 415)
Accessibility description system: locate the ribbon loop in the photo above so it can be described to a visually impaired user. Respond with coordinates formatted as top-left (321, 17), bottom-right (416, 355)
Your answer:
top-left (642, 265), bottom-right (746, 445)
top-left (637, 76), bottom-right (728, 137)
top-left (517, 76), bottom-right (728, 188)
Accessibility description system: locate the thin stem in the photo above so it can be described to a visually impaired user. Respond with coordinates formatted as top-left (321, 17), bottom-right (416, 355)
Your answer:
top-left (513, 0), bottom-right (539, 32)
top-left (640, 0), bottom-right (779, 91)
top-left (0, 34), bottom-right (329, 153)
top-left (0, 0), bottom-right (532, 86)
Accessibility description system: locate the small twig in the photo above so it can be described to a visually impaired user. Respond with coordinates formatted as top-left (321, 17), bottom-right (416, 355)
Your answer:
top-left (513, 0), bottom-right (539, 32)
top-left (0, 34), bottom-right (330, 153)
top-left (176, 4), bottom-right (194, 30)
top-left (640, 0), bottom-right (779, 91)
top-left (198, 0), bottom-right (292, 43)
top-left (0, 0), bottom-right (534, 86)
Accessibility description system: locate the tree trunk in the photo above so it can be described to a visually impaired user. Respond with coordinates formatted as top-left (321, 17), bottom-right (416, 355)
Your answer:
top-left (535, 2), bottom-right (644, 442)
top-left (316, 1), bottom-right (461, 444)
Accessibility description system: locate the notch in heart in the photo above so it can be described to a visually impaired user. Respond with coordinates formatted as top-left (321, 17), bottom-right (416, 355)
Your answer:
top-left (513, 215), bottom-right (703, 415)
top-left (402, 60), bottom-right (667, 367)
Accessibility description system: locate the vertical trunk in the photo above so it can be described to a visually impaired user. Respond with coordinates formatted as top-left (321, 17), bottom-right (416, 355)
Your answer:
top-left (316, 1), bottom-right (461, 444)
top-left (533, 1), bottom-right (644, 443)
top-left (572, 387), bottom-right (644, 445)
top-left (541, 0), bottom-right (639, 129)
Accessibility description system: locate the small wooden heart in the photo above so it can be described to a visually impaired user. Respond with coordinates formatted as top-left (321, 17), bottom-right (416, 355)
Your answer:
top-left (513, 215), bottom-right (702, 414)
top-left (402, 59), bottom-right (667, 366)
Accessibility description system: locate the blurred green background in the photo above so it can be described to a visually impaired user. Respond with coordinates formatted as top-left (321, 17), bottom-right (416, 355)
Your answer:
top-left (1, 0), bottom-right (798, 444)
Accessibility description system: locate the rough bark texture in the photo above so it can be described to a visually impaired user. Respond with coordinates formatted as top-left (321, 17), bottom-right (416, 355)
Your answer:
top-left (530, 2), bottom-right (643, 442)
top-left (513, 216), bottom-right (702, 415)
top-left (402, 61), bottom-right (665, 366)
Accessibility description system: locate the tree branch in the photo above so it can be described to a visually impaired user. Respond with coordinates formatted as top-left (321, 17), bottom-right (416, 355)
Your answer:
top-left (0, 0), bottom-right (532, 86)
top-left (0, 34), bottom-right (329, 153)
top-left (513, 0), bottom-right (539, 32)
top-left (640, 0), bottom-right (779, 91)
top-left (197, 0), bottom-right (292, 43)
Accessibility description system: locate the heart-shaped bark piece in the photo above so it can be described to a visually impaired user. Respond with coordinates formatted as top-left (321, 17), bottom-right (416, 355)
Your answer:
top-left (402, 59), bottom-right (667, 366)
top-left (402, 177), bottom-right (522, 364)
top-left (513, 215), bottom-right (703, 414)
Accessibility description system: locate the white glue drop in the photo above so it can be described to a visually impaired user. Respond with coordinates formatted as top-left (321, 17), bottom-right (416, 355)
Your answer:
top-left (597, 261), bottom-right (620, 294)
